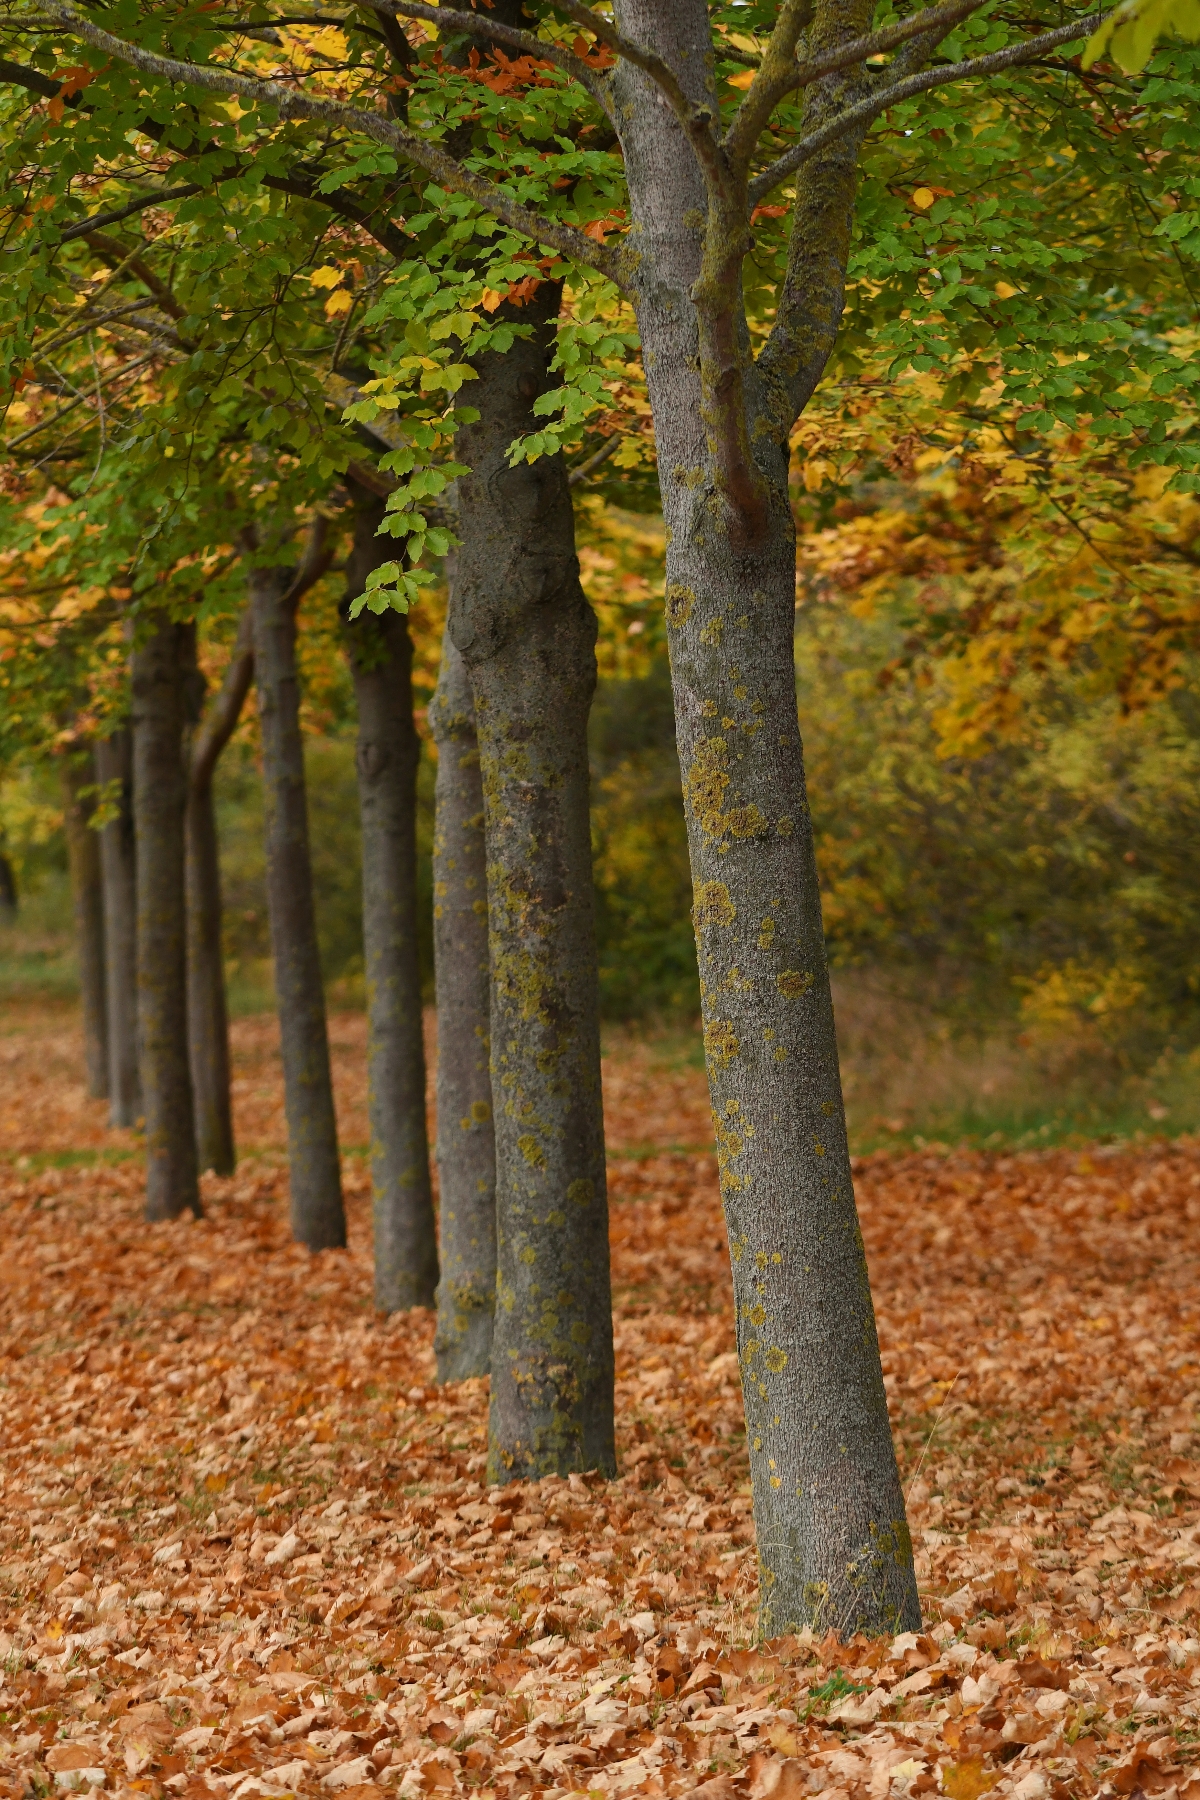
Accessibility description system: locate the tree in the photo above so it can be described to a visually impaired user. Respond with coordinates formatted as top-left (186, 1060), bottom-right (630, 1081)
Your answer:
top-left (343, 485), bottom-right (438, 1311)
top-left (249, 525), bottom-right (347, 1252)
top-left (452, 289), bottom-right (614, 1478)
top-left (61, 747), bottom-right (109, 1101)
top-left (187, 610), bottom-right (254, 1177)
top-left (132, 613), bottom-right (200, 1220)
top-left (430, 620), bottom-right (496, 1381)
top-left (94, 727), bottom-right (141, 1131)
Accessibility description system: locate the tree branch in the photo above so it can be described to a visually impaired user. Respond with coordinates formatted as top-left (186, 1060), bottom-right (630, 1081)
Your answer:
top-left (30, 1), bottom-right (629, 286)
top-left (724, 0), bottom-right (814, 175)
top-left (60, 185), bottom-right (203, 240)
top-left (189, 606), bottom-right (255, 792)
top-left (357, 0), bottom-right (610, 108)
top-left (550, 0), bottom-right (730, 193)
top-left (749, 10), bottom-right (1111, 202)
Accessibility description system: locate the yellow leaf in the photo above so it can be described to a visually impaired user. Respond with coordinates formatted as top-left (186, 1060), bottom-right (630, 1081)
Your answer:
top-left (912, 187), bottom-right (936, 210)
top-left (942, 1761), bottom-right (1003, 1800)
top-left (481, 289), bottom-right (504, 313)
top-left (308, 265), bottom-right (345, 289)
top-left (727, 67), bottom-right (756, 88)
top-left (994, 281), bottom-right (1018, 298)
top-left (324, 288), bottom-right (355, 317)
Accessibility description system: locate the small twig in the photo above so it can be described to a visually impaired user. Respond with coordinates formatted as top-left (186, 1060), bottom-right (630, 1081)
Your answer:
top-left (567, 433), bottom-right (620, 486)
top-left (905, 1369), bottom-right (962, 1499)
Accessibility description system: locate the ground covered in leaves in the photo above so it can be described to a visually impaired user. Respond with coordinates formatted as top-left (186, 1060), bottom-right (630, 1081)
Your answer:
top-left (2, 1007), bottom-right (1200, 1800)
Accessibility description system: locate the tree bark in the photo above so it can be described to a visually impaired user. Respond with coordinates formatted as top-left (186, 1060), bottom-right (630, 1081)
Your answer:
top-left (251, 548), bottom-right (346, 1250)
top-left (61, 751), bottom-right (109, 1100)
top-left (94, 727), bottom-right (141, 1129)
top-left (186, 610), bottom-right (253, 1178)
top-left (612, 0), bottom-right (919, 1637)
top-left (131, 614), bottom-right (200, 1221)
top-left (343, 492), bottom-right (438, 1311)
top-left (451, 287), bottom-right (614, 1480)
top-left (430, 618), bottom-right (496, 1381)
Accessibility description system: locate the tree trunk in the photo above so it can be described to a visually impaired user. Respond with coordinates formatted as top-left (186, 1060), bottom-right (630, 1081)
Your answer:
top-left (61, 751), bottom-right (109, 1100)
top-left (186, 611), bottom-right (254, 1178)
top-left (452, 287), bottom-right (614, 1480)
top-left (612, 1), bottom-right (919, 1637)
top-left (343, 493), bottom-right (438, 1311)
top-left (0, 853), bottom-right (16, 918)
top-left (430, 618), bottom-right (496, 1381)
top-left (131, 615), bottom-right (200, 1221)
top-left (94, 727), bottom-right (141, 1128)
top-left (251, 557), bottom-right (346, 1250)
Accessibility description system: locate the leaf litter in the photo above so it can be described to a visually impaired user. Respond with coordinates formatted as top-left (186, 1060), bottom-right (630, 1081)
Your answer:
top-left (1, 1012), bottom-right (1200, 1800)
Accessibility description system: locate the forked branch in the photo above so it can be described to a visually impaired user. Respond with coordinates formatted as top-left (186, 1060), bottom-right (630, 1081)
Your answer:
top-left (749, 9), bottom-right (1110, 201)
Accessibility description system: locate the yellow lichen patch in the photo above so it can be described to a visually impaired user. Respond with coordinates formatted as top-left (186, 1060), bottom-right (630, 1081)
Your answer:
top-left (693, 880), bottom-right (736, 928)
top-left (765, 1346), bottom-right (788, 1372)
top-left (684, 737), bottom-right (729, 839)
top-left (665, 582), bottom-right (696, 628)
top-left (726, 804), bottom-right (767, 838)
top-left (699, 616), bottom-right (724, 647)
top-left (517, 1134), bottom-right (546, 1169)
top-left (777, 815), bottom-right (794, 836)
top-left (704, 1019), bottom-right (740, 1067)
top-left (758, 917), bottom-right (776, 949)
top-left (567, 1177), bottom-right (594, 1207)
top-left (777, 969), bottom-right (815, 999)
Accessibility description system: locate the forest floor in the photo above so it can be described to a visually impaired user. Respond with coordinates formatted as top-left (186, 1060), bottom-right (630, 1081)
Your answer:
top-left (0, 1005), bottom-right (1199, 1800)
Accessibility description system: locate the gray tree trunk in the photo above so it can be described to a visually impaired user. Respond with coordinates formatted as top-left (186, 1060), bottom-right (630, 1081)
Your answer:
top-left (342, 493), bottom-right (438, 1311)
top-left (611, 0), bottom-right (919, 1636)
top-left (451, 287), bottom-right (614, 1479)
top-left (131, 615), bottom-right (200, 1220)
top-left (430, 620), bottom-right (496, 1381)
top-left (186, 611), bottom-right (253, 1177)
top-left (94, 727), bottom-right (141, 1128)
top-left (61, 751), bottom-right (109, 1100)
top-left (251, 559), bottom-right (346, 1250)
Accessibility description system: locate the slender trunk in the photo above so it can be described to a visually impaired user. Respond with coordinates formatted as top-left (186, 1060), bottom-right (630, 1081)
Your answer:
top-left (0, 853), bottom-right (16, 918)
top-left (186, 611), bottom-right (254, 1178)
top-left (94, 727), bottom-right (141, 1128)
top-left (431, 619), bottom-right (496, 1381)
top-left (132, 614), bottom-right (200, 1221)
top-left (613, 1), bottom-right (919, 1636)
top-left (251, 560), bottom-right (346, 1250)
top-left (61, 752), bottom-right (109, 1099)
top-left (452, 287), bottom-right (614, 1479)
top-left (343, 493), bottom-right (438, 1310)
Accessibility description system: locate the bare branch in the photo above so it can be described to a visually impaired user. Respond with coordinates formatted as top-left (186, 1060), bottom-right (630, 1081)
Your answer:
top-left (60, 185), bottom-right (203, 241)
top-left (282, 513), bottom-right (335, 611)
top-left (749, 10), bottom-right (1111, 203)
top-left (190, 607), bottom-right (254, 792)
top-left (566, 432), bottom-right (620, 486)
top-left (31, 1), bottom-right (629, 286)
